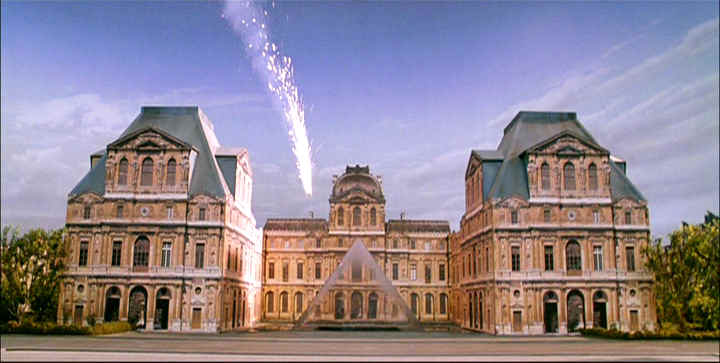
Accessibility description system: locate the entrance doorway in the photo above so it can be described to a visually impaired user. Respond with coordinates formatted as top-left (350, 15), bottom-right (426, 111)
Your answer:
top-left (368, 293), bottom-right (378, 319)
top-left (128, 286), bottom-right (148, 329)
top-left (630, 310), bottom-right (639, 332)
top-left (512, 311), bottom-right (522, 332)
top-left (351, 291), bottom-right (363, 319)
top-left (154, 288), bottom-right (170, 330)
top-left (74, 305), bottom-right (84, 325)
top-left (543, 291), bottom-right (558, 333)
top-left (192, 308), bottom-right (202, 329)
top-left (104, 287), bottom-right (121, 322)
top-left (593, 291), bottom-right (607, 329)
top-left (567, 290), bottom-right (585, 332)
top-left (335, 292), bottom-right (345, 319)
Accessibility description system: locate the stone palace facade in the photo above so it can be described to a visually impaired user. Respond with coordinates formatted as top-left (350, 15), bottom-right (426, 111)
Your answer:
top-left (59, 107), bottom-right (655, 334)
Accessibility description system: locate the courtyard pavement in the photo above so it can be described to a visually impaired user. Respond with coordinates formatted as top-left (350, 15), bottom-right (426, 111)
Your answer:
top-left (1, 330), bottom-right (719, 361)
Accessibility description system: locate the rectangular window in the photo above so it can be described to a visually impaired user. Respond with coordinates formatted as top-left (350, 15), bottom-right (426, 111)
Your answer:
top-left (198, 208), bottom-right (206, 221)
top-left (593, 246), bottom-right (603, 271)
top-left (392, 263), bottom-right (399, 280)
top-left (625, 211), bottom-right (632, 224)
top-left (439, 263), bottom-right (446, 281)
top-left (626, 246), bottom-right (635, 271)
top-left (425, 264), bottom-right (431, 283)
top-left (315, 262), bottom-right (321, 279)
top-left (316, 239), bottom-right (322, 248)
top-left (410, 264), bottom-right (417, 281)
top-left (167, 206), bottom-right (174, 220)
top-left (511, 246), bottom-right (520, 271)
top-left (195, 243), bottom-right (205, 269)
top-left (486, 247), bottom-right (490, 272)
top-left (238, 247), bottom-right (243, 273)
top-left (544, 209), bottom-right (551, 223)
top-left (372, 239), bottom-right (377, 248)
top-left (410, 240), bottom-right (416, 249)
top-left (424, 241), bottom-right (430, 251)
top-left (593, 210), bottom-right (600, 224)
top-left (83, 206), bottom-right (91, 219)
top-left (393, 239), bottom-right (398, 249)
top-left (282, 263), bottom-right (289, 282)
top-left (79, 241), bottom-right (89, 266)
top-left (297, 262), bottom-right (304, 279)
top-left (268, 262), bottom-right (275, 279)
top-left (111, 241), bottom-right (122, 266)
top-left (161, 242), bottom-right (172, 268)
top-left (116, 205), bottom-right (123, 218)
top-left (544, 246), bottom-right (554, 271)
top-left (511, 210), bottom-right (518, 224)
top-left (338, 238), bottom-right (343, 248)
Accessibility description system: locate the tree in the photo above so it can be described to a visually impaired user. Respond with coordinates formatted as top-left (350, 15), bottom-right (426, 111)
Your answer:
top-left (0, 226), bottom-right (67, 323)
top-left (644, 212), bottom-right (720, 331)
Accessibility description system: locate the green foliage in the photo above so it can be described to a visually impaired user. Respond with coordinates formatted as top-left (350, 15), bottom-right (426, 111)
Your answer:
top-left (643, 214), bottom-right (720, 332)
top-left (89, 321), bottom-right (133, 335)
top-left (579, 328), bottom-right (720, 340)
top-left (0, 226), bottom-right (67, 323)
top-left (86, 315), bottom-right (96, 326)
top-left (0, 321), bottom-right (132, 335)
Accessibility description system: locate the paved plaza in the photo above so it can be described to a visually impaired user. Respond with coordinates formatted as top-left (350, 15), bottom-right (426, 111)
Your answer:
top-left (1, 330), bottom-right (719, 361)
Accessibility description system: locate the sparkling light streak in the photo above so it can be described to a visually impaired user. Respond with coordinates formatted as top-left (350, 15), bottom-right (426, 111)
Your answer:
top-left (223, 1), bottom-right (313, 196)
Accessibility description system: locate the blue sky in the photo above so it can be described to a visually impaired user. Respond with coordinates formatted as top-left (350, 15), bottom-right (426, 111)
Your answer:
top-left (1, 1), bottom-right (718, 238)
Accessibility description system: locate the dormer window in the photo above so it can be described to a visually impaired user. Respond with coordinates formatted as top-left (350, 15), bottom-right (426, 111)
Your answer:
top-left (166, 158), bottom-right (176, 186)
top-left (83, 205), bottom-right (91, 219)
top-left (564, 162), bottom-right (575, 191)
top-left (625, 210), bottom-right (632, 225)
top-left (541, 162), bottom-right (550, 190)
top-left (511, 210), bottom-right (518, 224)
top-left (141, 157), bottom-right (153, 186)
top-left (118, 158), bottom-right (128, 185)
top-left (198, 207), bottom-right (206, 221)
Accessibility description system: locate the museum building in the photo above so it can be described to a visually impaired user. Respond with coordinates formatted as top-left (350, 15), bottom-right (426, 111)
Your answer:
top-left (60, 107), bottom-right (655, 334)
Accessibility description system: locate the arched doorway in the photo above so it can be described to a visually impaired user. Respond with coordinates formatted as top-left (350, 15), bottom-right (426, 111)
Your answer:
top-left (351, 291), bottom-right (363, 319)
top-left (154, 287), bottom-right (170, 330)
top-left (543, 291), bottom-right (559, 333)
top-left (467, 293), bottom-right (473, 328)
top-left (128, 286), bottom-right (148, 329)
top-left (478, 292), bottom-right (483, 330)
top-left (368, 293), bottom-right (378, 319)
top-left (473, 292), bottom-right (479, 328)
top-left (567, 290), bottom-right (585, 332)
top-left (295, 292), bottom-right (304, 315)
top-left (104, 286), bottom-right (121, 322)
top-left (593, 291), bottom-right (608, 329)
top-left (335, 292), bottom-right (345, 319)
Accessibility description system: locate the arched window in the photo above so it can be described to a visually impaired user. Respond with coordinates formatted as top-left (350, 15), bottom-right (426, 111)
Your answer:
top-left (564, 162), bottom-right (575, 191)
top-left (353, 207), bottom-right (361, 226)
top-left (411, 293), bottom-right (419, 315)
top-left (370, 208), bottom-right (377, 226)
top-left (425, 293), bottom-right (433, 314)
top-left (166, 159), bottom-right (176, 186)
top-left (566, 240), bottom-right (581, 271)
top-left (133, 237), bottom-right (149, 267)
top-left (541, 162), bottom-right (550, 190)
top-left (295, 292), bottom-right (303, 313)
top-left (280, 292), bottom-right (289, 313)
top-left (368, 293), bottom-right (378, 319)
top-left (588, 163), bottom-right (597, 190)
top-left (337, 208), bottom-right (344, 226)
top-left (440, 293), bottom-right (448, 314)
top-left (118, 158), bottom-right (128, 185)
top-left (266, 292), bottom-right (274, 313)
top-left (141, 157), bottom-right (153, 186)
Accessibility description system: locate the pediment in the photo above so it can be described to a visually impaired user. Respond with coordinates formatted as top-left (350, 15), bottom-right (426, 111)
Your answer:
top-left (108, 126), bottom-right (194, 152)
top-left (465, 154), bottom-right (482, 179)
top-left (527, 131), bottom-right (608, 156)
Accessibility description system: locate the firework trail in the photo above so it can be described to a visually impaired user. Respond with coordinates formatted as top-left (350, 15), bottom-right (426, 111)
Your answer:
top-left (223, 1), bottom-right (313, 196)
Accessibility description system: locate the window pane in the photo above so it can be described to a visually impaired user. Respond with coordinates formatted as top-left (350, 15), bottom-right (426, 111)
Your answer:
top-left (544, 246), bottom-right (554, 271)
top-left (566, 241), bottom-right (581, 271)
top-left (626, 246), bottom-right (635, 271)
top-left (166, 159), bottom-right (176, 186)
top-left (511, 246), bottom-right (520, 271)
top-left (564, 163), bottom-right (575, 190)
top-left (195, 243), bottom-right (204, 269)
top-left (589, 164), bottom-right (598, 190)
top-left (118, 159), bottom-right (128, 185)
top-left (593, 246), bottom-right (603, 271)
top-left (79, 242), bottom-right (89, 266)
top-left (541, 163), bottom-right (550, 190)
top-left (112, 241), bottom-right (122, 266)
top-left (141, 158), bottom-right (153, 186)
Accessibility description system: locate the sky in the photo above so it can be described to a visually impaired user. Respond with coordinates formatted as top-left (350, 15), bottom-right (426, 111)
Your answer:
top-left (1, 1), bottom-right (718, 239)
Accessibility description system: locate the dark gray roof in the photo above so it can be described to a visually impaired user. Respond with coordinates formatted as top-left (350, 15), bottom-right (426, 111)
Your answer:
top-left (480, 111), bottom-right (643, 202)
top-left (70, 106), bottom-right (235, 199)
top-left (609, 159), bottom-right (646, 202)
top-left (386, 220), bottom-right (450, 233)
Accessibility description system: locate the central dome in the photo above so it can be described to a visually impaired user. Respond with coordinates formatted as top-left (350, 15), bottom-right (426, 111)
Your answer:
top-left (330, 165), bottom-right (385, 202)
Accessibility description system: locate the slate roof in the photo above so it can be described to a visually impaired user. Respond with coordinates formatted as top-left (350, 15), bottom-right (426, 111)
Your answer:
top-left (264, 218), bottom-right (329, 232)
top-left (475, 111), bottom-right (645, 202)
top-left (386, 220), bottom-right (450, 234)
top-left (69, 106), bottom-right (237, 199)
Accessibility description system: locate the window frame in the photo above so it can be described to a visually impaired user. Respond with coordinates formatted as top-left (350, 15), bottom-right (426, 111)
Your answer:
top-left (78, 241), bottom-right (89, 266)
top-left (141, 157), bottom-right (153, 186)
top-left (564, 162), bottom-right (576, 191)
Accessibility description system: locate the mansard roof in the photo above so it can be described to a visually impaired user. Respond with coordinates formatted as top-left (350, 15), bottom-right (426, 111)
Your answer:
top-left (264, 218), bottom-right (329, 232)
top-left (474, 111), bottom-right (645, 203)
top-left (69, 106), bottom-right (239, 199)
top-left (609, 159), bottom-right (646, 202)
top-left (386, 219), bottom-right (450, 234)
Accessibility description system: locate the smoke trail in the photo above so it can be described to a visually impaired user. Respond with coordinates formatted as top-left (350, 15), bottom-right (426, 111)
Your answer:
top-left (223, 1), bottom-right (313, 196)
